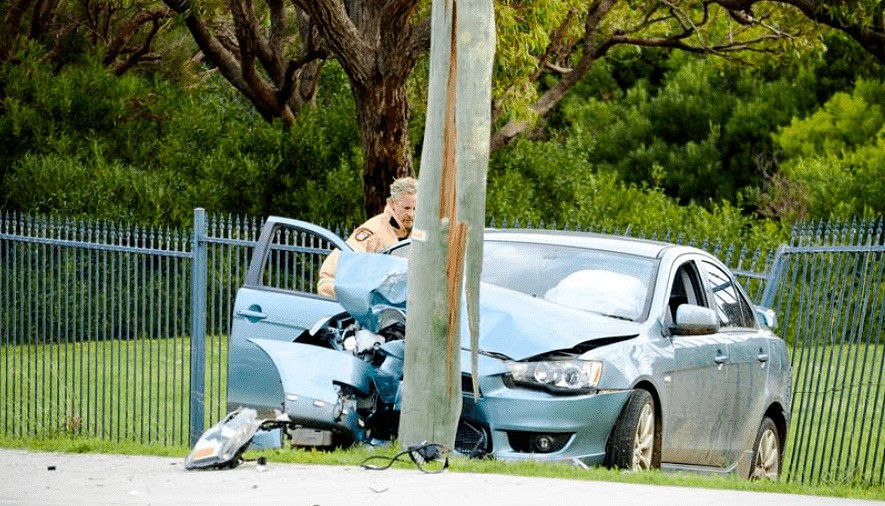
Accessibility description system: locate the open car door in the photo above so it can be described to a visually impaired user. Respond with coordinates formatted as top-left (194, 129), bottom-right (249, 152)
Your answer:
top-left (227, 217), bottom-right (349, 417)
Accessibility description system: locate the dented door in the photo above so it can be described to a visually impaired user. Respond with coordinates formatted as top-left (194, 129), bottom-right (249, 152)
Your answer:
top-left (227, 217), bottom-right (349, 417)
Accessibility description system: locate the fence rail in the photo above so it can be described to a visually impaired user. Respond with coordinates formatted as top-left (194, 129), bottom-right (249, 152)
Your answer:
top-left (763, 219), bottom-right (885, 485)
top-left (2, 209), bottom-right (884, 486)
top-left (0, 209), bottom-right (262, 447)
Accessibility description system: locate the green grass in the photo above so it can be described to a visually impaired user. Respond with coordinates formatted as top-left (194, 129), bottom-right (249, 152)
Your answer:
top-left (785, 343), bottom-right (885, 487)
top-left (0, 335), bottom-right (229, 445)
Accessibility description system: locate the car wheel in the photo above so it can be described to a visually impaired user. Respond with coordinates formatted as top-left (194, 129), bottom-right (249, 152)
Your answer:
top-left (750, 416), bottom-right (781, 480)
top-left (605, 388), bottom-right (657, 471)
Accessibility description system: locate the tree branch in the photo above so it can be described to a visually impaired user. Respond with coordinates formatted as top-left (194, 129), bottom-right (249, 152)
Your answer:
top-left (291, 0), bottom-right (374, 85)
top-left (490, 0), bottom-right (804, 152)
top-left (1, 0), bottom-right (35, 60)
top-left (490, 0), bottom-right (619, 152)
top-left (715, 0), bottom-right (885, 63)
top-left (111, 16), bottom-right (163, 76)
top-left (103, 8), bottom-right (171, 69)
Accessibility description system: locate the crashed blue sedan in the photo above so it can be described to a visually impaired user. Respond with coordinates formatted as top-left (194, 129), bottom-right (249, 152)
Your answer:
top-left (226, 217), bottom-right (791, 479)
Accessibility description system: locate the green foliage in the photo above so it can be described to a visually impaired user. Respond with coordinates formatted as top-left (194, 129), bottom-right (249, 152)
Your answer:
top-left (1, 56), bottom-right (363, 227)
top-left (808, 33), bottom-right (885, 101)
top-left (2, 27), bottom-right (880, 233)
top-left (555, 55), bottom-right (820, 207)
top-left (4, 153), bottom-right (182, 223)
top-left (775, 80), bottom-right (885, 157)
top-left (769, 79), bottom-right (885, 220)
top-left (493, 0), bottom-right (585, 123)
top-left (487, 137), bottom-right (785, 250)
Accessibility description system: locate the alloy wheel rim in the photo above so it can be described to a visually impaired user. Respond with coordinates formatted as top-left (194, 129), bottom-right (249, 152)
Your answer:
top-left (753, 427), bottom-right (780, 480)
top-left (632, 401), bottom-right (654, 471)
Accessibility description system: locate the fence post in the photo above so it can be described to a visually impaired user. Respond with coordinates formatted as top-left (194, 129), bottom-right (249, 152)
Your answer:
top-left (760, 244), bottom-right (789, 308)
top-left (189, 208), bottom-right (208, 446)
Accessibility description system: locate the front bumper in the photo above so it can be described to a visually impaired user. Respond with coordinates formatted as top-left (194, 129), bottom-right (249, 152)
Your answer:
top-left (461, 374), bottom-right (632, 465)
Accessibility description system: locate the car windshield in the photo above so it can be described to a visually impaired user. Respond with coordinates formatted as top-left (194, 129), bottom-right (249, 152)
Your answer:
top-left (482, 241), bottom-right (657, 321)
top-left (386, 239), bottom-right (657, 321)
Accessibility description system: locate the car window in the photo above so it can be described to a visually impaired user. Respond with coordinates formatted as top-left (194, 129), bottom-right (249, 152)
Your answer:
top-left (259, 225), bottom-right (340, 294)
top-left (482, 241), bottom-right (657, 321)
top-left (666, 261), bottom-right (705, 325)
top-left (700, 261), bottom-right (755, 329)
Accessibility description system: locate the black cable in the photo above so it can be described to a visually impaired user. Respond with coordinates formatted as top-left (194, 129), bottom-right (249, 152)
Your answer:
top-left (360, 442), bottom-right (450, 474)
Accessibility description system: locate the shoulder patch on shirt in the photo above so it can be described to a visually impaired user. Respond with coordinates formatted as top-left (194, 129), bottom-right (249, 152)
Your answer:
top-left (353, 228), bottom-right (374, 242)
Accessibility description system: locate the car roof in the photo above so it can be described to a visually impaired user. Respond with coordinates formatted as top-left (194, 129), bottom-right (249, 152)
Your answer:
top-left (483, 228), bottom-right (683, 260)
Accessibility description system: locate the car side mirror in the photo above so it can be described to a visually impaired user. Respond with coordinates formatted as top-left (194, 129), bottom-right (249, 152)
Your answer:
top-left (754, 305), bottom-right (778, 330)
top-left (673, 304), bottom-right (719, 336)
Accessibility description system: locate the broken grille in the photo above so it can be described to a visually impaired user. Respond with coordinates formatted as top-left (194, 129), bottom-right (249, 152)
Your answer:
top-left (455, 420), bottom-right (490, 457)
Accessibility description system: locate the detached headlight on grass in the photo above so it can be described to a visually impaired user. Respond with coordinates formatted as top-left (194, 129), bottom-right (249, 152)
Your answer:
top-left (507, 360), bottom-right (603, 394)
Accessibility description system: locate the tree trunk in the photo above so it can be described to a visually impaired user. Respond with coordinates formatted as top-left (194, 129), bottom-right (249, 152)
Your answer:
top-left (353, 79), bottom-right (415, 216)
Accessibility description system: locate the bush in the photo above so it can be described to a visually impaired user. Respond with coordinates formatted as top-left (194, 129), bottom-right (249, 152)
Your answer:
top-left (3, 153), bottom-right (182, 224)
top-left (486, 137), bottom-right (785, 251)
top-left (766, 79), bottom-right (885, 220)
top-left (1, 56), bottom-right (365, 227)
top-left (555, 54), bottom-right (820, 207)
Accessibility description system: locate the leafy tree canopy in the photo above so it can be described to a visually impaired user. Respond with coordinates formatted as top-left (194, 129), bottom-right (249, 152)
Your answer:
top-left (765, 78), bottom-right (885, 221)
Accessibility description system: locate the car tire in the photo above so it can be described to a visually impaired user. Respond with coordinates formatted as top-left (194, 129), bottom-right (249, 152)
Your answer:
top-left (749, 416), bottom-right (781, 480)
top-left (605, 388), bottom-right (658, 471)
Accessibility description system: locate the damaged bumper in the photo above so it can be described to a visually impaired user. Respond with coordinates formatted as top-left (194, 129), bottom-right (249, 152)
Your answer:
top-left (251, 335), bottom-right (631, 463)
top-left (462, 373), bottom-right (632, 464)
top-left (249, 338), bottom-right (402, 445)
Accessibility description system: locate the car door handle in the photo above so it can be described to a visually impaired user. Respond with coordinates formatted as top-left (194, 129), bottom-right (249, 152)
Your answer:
top-left (236, 309), bottom-right (267, 322)
top-left (758, 353), bottom-right (770, 363)
top-left (714, 353), bottom-right (729, 364)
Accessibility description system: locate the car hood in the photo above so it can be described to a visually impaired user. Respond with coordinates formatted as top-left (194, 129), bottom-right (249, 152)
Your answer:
top-left (335, 251), bottom-right (643, 361)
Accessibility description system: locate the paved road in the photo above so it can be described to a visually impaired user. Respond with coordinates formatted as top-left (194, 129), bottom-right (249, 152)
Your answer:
top-left (0, 449), bottom-right (881, 506)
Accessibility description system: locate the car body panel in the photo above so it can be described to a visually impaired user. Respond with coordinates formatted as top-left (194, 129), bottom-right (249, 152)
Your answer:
top-left (666, 333), bottom-right (733, 466)
top-left (228, 287), bottom-right (343, 414)
top-left (460, 384), bottom-right (632, 464)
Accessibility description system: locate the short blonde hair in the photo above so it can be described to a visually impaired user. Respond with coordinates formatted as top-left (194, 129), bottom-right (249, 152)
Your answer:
top-left (389, 177), bottom-right (418, 200)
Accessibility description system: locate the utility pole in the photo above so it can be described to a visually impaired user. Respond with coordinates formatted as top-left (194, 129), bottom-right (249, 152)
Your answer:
top-left (399, 0), bottom-right (495, 448)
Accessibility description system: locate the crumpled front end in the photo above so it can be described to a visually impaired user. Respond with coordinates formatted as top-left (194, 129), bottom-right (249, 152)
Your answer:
top-left (243, 250), bottom-right (640, 457)
top-left (454, 350), bottom-right (633, 464)
top-left (250, 337), bottom-right (404, 446)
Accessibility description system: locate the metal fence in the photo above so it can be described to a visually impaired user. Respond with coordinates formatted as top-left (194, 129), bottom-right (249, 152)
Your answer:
top-left (1, 209), bottom-right (884, 485)
top-left (0, 209), bottom-right (261, 447)
top-left (760, 219), bottom-right (885, 485)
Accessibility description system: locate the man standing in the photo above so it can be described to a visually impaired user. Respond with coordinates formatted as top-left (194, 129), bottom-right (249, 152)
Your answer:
top-left (317, 177), bottom-right (418, 297)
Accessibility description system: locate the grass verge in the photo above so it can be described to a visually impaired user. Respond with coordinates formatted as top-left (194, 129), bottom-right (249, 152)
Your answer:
top-left (1, 435), bottom-right (884, 501)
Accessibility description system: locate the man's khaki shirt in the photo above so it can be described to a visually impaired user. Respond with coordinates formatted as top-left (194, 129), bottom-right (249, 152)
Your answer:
top-left (317, 203), bottom-right (410, 297)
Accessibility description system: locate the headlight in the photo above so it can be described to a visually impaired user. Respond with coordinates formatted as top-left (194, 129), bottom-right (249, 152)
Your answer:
top-left (507, 360), bottom-right (603, 394)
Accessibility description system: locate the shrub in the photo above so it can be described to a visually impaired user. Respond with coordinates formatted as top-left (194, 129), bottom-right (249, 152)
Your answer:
top-left (486, 137), bottom-right (786, 251)
top-left (1, 56), bottom-right (365, 227)
top-left (767, 79), bottom-right (885, 220)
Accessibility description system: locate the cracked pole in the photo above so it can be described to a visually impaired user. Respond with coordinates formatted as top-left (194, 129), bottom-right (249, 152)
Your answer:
top-left (399, 0), bottom-right (495, 449)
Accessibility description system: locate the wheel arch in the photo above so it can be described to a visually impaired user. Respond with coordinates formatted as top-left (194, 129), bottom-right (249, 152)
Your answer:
top-left (632, 380), bottom-right (663, 467)
top-left (764, 402), bottom-right (788, 459)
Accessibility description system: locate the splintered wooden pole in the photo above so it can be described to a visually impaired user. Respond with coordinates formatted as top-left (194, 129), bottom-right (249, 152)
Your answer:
top-left (400, 0), bottom-right (495, 449)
